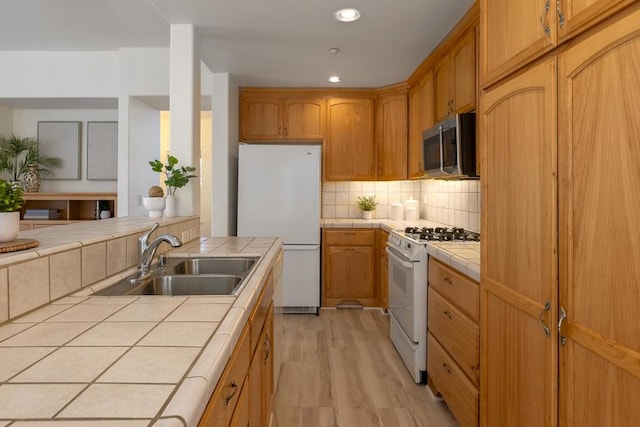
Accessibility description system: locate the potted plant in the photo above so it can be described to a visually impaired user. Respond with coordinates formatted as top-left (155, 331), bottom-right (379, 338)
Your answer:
top-left (357, 195), bottom-right (378, 220)
top-left (0, 180), bottom-right (24, 242)
top-left (0, 133), bottom-right (63, 192)
top-left (149, 154), bottom-right (197, 217)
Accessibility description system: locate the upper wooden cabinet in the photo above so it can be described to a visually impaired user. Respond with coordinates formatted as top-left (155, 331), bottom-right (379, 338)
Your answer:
top-left (377, 91), bottom-right (408, 180)
top-left (480, 0), bottom-right (637, 87)
top-left (325, 97), bottom-right (376, 181)
top-left (434, 29), bottom-right (476, 122)
top-left (408, 72), bottom-right (435, 179)
top-left (240, 94), bottom-right (325, 141)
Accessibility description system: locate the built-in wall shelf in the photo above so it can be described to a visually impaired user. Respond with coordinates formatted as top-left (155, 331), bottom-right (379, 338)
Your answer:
top-left (19, 192), bottom-right (117, 230)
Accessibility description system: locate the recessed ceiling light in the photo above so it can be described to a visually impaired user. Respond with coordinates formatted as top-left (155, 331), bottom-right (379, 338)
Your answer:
top-left (328, 76), bottom-right (342, 83)
top-left (334, 8), bottom-right (362, 23)
top-left (329, 47), bottom-right (341, 54)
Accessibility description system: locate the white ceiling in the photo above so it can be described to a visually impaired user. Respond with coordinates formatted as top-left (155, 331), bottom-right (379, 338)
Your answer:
top-left (0, 0), bottom-right (475, 88)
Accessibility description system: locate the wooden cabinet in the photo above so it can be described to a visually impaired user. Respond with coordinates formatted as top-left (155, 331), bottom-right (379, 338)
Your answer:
top-left (479, 0), bottom-right (636, 87)
top-left (480, 58), bottom-right (558, 427)
top-left (324, 97), bottom-right (376, 181)
top-left (240, 94), bottom-right (325, 141)
top-left (408, 71), bottom-right (435, 179)
top-left (428, 259), bottom-right (480, 426)
top-left (557, 8), bottom-right (640, 425)
top-left (322, 229), bottom-right (377, 307)
top-left (20, 192), bottom-right (117, 230)
top-left (200, 267), bottom-right (276, 427)
top-left (379, 230), bottom-right (389, 311)
top-left (377, 91), bottom-right (408, 180)
top-left (434, 29), bottom-right (476, 122)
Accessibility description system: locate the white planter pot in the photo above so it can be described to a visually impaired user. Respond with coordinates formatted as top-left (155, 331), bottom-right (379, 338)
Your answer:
top-left (142, 197), bottom-right (165, 218)
top-left (362, 210), bottom-right (373, 220)
top-left (0, 211), bottom-right (20, 243)
top-left (164, 194), bottom-right (177, 218)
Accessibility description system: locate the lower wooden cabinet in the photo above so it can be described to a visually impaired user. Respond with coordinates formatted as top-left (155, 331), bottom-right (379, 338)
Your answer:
top-left (322, 229), bottom-right (378, 307)
top-left (200, 268), bottom-right (276, 427)
top-left (427, 258), bottom-right (479, 427)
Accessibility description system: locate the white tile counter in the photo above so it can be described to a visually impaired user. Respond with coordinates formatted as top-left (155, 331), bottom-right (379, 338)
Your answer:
top-left (321, 218), bottom-right (480, 281)
top-left (0, 232), bottom-right (283, 426)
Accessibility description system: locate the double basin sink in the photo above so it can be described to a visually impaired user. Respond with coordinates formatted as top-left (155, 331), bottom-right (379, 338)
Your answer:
top-left (95, 256), bottom-right (259, 297)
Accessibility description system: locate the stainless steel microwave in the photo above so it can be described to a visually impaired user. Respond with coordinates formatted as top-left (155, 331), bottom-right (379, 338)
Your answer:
top-left (422, 113), bottom-right (477, 178)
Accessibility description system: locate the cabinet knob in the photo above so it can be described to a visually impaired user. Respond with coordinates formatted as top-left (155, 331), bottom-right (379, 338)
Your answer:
top-left (442, 363), bottom-right (452, 374)
top-left (444, 276), bottom-right (453, 285)
top-left (444, 310), bottom-right (453, 320)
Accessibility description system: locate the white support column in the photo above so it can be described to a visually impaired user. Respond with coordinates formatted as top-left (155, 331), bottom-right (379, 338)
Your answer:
top-left (169, 24), bottom-right (201, 217)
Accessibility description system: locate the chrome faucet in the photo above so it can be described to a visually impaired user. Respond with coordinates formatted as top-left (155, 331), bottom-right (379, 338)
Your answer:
top-left (138, 223), bottom-right (182, 275)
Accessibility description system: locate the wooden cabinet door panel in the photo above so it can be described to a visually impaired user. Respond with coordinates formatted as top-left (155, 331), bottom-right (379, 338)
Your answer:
top-left (434, 56), bottom-right (453, 122)
top-left (377, 93), bottom-right (408, 180)
top-left (480, 58), bottom-right (557, 427)
top-left (557, 0), bottom-right (636, 43)
top-left (480, 0), bottom-right (557, 87)
top-left (241, 98), bottom-right (282, 140)
top-left (326, 246), bottom-right (375, 299)
top-left (558, 8), bottom-right (640, 425)
top-left (284, 98), bottom-right (325, 140)
top-left (452, 29), bottom-right (476, 113)
top-left (408, 83), bottom-right (423, 179)
top-left (325, 98), bottom-right (375, 180)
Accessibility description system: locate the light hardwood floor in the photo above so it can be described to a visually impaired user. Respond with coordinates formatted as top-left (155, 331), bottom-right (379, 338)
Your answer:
top-left (272, 308), bottom-right (459, 427)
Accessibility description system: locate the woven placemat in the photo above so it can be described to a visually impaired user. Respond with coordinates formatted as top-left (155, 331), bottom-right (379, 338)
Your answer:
top-left (0, 239), bottom-right (39, 253)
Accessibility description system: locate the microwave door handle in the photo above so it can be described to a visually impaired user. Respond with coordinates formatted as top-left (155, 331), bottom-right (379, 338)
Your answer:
top-left (439, 125), bottom-right (450, 175)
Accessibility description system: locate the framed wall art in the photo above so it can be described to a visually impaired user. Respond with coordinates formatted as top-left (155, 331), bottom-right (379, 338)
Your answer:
top-left (37, 121), bottom-right (82, 180)
top-left (87, 121), bottom-right (118, 180)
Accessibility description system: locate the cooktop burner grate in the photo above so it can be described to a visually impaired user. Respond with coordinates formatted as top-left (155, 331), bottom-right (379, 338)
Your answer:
top-left (403, 226), bottom-right (480, 242)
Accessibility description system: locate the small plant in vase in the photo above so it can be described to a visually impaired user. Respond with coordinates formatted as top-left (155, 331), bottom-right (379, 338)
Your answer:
top-left (0, 179), bottom-right (25, 242)
top-left (357, 195), bottom-right (378, 220)
top-left (149, 155), bottom-right (197, 217)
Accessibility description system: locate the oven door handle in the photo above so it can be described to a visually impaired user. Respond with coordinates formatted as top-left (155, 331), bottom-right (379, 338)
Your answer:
top-left (385, 247), bottom-right (415, 269)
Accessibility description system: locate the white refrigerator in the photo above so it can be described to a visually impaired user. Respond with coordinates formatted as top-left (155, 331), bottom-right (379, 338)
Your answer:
top-left (237, 143), bottom-right (321, 314)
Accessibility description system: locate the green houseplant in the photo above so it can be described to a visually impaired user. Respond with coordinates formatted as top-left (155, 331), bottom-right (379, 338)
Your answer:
top-left (357, 195), bottom-right (378, 220)
top-left (0, 133), bottom-right (63, 186)
top-left (0, 179), bottom-right (25, 242)
top-left (149, 155), bottom-right (197, 218)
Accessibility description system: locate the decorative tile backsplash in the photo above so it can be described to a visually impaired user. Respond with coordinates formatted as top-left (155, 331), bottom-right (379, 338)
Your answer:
top-left (321, 179), bottom-right (481, 233)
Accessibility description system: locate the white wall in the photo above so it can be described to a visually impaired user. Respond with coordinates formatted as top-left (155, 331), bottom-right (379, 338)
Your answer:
top-left (128, 98), bottom-right (162, 217)
top-left (119, 48), bottom-right (169, 96)
top-left (211, 73), bottom-right (239, 237)
top-left (9, 109), bottom-right (118, 192)
top-left (0, 52), bottom-right (118, 97)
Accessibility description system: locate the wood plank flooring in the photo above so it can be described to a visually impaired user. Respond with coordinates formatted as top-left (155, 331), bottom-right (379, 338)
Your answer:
top-left (272, 308), bottom-right (458, 427)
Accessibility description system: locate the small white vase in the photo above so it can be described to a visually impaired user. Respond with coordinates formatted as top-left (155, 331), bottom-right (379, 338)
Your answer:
top-left (0, 211), bottom-right (21, 243)
top-left (142, 197), bottom-right (165, 218)
top-left (164, 194), bottom-right (177, 218)
top-left (362, 210), bottom-right (373, 220)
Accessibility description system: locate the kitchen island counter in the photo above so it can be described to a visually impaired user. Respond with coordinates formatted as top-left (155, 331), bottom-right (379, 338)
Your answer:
top-left (0, 230), bottom-right (283, 426)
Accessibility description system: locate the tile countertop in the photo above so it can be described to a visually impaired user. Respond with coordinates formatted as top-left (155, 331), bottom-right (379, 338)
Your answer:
top-left (321, 218), bottom-right (480, 282)
top-left (0, 235), bottom-right (283, 427)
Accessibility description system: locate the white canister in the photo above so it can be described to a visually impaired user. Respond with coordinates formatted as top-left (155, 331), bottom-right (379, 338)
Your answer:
top-left (404, 197), bottom-right (420, 221)
top-left (389, 203), bottom-right (404, 221)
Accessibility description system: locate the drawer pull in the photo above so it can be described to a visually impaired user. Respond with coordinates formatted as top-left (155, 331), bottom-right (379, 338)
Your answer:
top-left (264, 334), bottom-right (272, 363)
top-left (444, 277), bottom-right (452, 285)
top-left (558, 306), bottom-right (568, 346)
top-left (223, 381), bottom-right (238, 407)
top-left (538, 300), bottom-right (551, 337)
top-left (442, 363), bottom-right (452, 374)
top-left (444, 310), bottom-right (453, 320)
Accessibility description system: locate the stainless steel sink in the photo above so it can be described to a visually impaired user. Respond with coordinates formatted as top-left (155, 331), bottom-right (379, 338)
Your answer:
top-left (94, 256), bottom-right (259, 297)
top-left (95, 274), bottom-right (244, 296)
top-left (164, 257), bottom-right (258, 276)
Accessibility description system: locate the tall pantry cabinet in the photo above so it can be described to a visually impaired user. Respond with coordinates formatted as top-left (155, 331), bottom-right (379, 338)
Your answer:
top-left (480, 3), bottom-right (640, 426)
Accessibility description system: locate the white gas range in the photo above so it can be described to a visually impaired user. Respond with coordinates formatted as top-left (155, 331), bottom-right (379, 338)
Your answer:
top-left (386, 225), bottom-right (480, 383)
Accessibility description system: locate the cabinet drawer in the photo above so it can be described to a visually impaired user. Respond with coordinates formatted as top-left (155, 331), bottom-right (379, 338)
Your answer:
top-left (429, 258), bottom-right (479, 322)
top-left (199, 325), bottom-right (251, 427)
top-left (324, 229), bottom-right (376, 246)
top-left (428, 334), bottom-right (478, 427)
top-left (250, 271), bottom-right (274, 354)
top-left (428, 288), bottom-right (479, 385)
